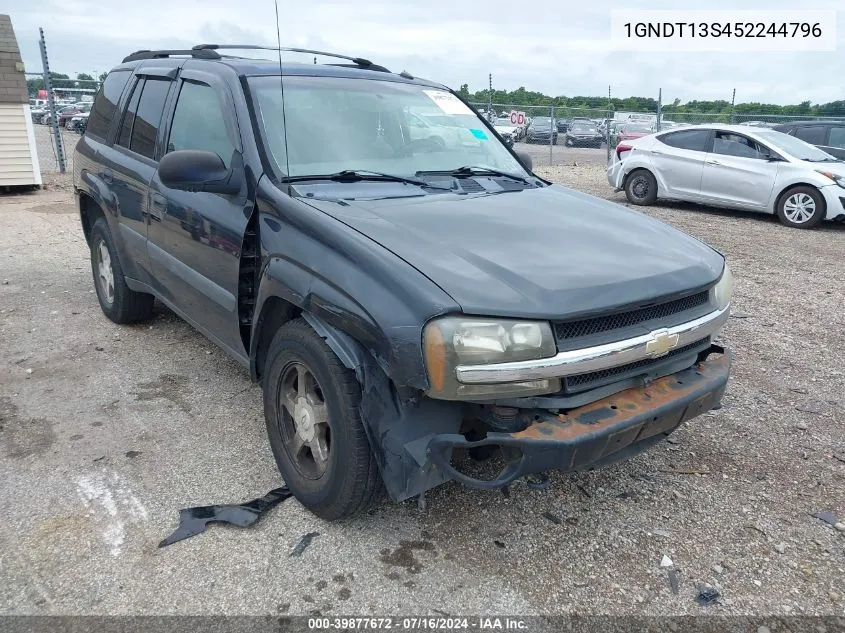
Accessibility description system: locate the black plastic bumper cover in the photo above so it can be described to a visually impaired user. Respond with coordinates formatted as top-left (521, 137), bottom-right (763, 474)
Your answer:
top-left (426, 346), bottom-right (731, 489)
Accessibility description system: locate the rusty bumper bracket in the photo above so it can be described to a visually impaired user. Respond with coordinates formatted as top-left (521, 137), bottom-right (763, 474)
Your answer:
top-left (426, 346), bottom-right (731, 490)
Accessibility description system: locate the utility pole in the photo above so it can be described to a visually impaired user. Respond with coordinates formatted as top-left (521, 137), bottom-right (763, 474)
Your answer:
top-left (487, 73), bottom-right (493, 121)
top-left (39, 27), bottom-right (65, 173)
top-left (656, 87), bottom-right (662, 132)
top-left (730, 88), bottom-right (736, 124)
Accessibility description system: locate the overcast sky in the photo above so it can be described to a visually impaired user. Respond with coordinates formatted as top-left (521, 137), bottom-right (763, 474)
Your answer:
top-left (5, 0), bottom-right (843, 105)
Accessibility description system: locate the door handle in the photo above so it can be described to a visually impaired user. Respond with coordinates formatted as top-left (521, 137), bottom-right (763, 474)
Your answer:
top-left (651, 150), bottom-right (663, 155)
top-left (102, 168), bottom-right (113, 183)
top-left (705, 159), bottom-right (722, 165)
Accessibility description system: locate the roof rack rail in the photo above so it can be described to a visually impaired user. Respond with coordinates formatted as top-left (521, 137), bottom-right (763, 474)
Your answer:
top-left (122, 48), bottom-right (221, 63)
top-left (192, 44), bottom-right (387, 71)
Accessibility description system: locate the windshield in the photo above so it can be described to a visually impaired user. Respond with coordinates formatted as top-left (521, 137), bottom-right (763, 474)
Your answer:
top-left (754, 129), bottom-right (838, 162)
top-left (249, 76), bottom-right (526, 179)
top-left (493, 118), bottom-right (513, 126)
top-left (532, 118), bottom-right (550, 125)
top-left (571, 122), bottom-right (597, 131)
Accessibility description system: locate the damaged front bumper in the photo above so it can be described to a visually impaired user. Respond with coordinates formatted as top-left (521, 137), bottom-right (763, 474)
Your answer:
top-left (425, 347), bottom-right (730, 490)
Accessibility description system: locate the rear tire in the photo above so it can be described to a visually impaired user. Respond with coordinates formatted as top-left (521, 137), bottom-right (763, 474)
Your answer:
top-left (776, 186), bottom-right (825, 229)
top-left (624, 169), bottom-right (658, 206)
top-left (262, 318), bottom-right (382, 520)
top-left (90, 218), bottom-right (154, 324)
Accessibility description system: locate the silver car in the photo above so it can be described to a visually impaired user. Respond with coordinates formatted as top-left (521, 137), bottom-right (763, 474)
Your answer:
top-left (607, 124), bottom-right (845, 229)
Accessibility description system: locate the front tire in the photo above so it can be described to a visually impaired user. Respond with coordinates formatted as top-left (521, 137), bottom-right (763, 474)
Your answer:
top-left (262, 318), bottom-right (382, 520)
top-left (90, 218), bottom-right (154, 323)
top-left (776, 186), bottom-right (825, 229)
top-left (624, 169), bottom-right (658, 205)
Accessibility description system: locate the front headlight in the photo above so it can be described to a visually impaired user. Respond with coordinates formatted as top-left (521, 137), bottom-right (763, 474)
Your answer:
top-left (423, 316), bottom-right (559, 400)
top-left (710, 262), bottom-right (733, 311)
top-left (816, 170), bottom-right (845, 189)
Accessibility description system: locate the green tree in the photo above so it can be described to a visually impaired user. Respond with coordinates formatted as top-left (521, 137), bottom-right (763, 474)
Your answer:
top-left (76, 72), bottom-right (94, 81)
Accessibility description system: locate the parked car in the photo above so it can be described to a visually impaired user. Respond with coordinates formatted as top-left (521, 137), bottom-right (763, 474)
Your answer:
top-left (491, 117), bottom-right (519, 146)
top-left (40, 105), bottom-right (79, 126)
top-left (67, 112), bottom-right (89, 133)
top-left (564, 120), bottom-right (603, 147)
top-left (771, 121), bottom-right (845, 160)
top-left (525, 116), bottom-right (557, 144)
top-left (608, 124), bottom-right (845, 228)
top-left (30, 106), bottom-right (49, 123)
top-left (617, 123), bottom-right (654, 144)
top-left (58, 103), bottom-right (91, 127)
top-left (555, 118), bottom-right (568, 133)
top-left (75, 45), bottom-right (733, 520)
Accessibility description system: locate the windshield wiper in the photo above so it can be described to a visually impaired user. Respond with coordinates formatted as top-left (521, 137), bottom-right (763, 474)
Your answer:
top-left (282, 170), bottom-right (452, 190)
top-left (805, 157), bottom-right (841, 163)
top-left (416, 166), bottom-right (531, 184)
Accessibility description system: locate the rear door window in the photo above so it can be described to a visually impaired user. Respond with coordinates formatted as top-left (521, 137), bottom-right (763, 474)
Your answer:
top-left (86, 70), bottom-right (131, 140)
top-left (116, 78), bottom-right (143, 149)
top-left (658, 129), bottom-right (711, 152)
top-left (129, 78), bottom-right (171, 159)
top-left (827, 126), bottom-right (845, 149)
top-left (793, 126), bottom-right (826, 145)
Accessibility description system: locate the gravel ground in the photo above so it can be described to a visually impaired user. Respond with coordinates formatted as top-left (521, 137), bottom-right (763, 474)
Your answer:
top-left (1, 167), bottom-right (844, 619)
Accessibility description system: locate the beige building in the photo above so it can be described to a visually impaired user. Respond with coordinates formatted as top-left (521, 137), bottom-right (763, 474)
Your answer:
top-left (0, 14), bottom-right (41, 187)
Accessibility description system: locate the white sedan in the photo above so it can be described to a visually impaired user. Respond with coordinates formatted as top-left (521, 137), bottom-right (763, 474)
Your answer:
top-left (607, 124), bottom-right (845, 229)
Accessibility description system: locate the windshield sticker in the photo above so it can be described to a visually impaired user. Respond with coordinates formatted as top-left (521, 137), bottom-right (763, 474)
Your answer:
top-left (469, 128), bottom-right (488, 140)
top-left (423, 90), bottom-right (474, 115)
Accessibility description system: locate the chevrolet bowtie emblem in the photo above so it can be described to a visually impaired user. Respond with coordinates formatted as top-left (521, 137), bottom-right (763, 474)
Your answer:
top-left (645, 328), bottom-right (680, 358)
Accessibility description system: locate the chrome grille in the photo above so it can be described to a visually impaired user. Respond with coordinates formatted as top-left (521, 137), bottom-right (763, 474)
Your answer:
top-left (563, 338), bottom-right (710, 392)
top-left (555, 291), bottom-right (709, 340)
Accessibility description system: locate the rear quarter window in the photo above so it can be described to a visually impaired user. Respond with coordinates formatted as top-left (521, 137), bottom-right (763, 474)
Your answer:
top-left (86, 70), bottom-right (132, 140)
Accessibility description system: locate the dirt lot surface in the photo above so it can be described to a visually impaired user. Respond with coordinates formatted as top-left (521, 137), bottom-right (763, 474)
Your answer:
top-left (1, 167), bottom-right (844, 618)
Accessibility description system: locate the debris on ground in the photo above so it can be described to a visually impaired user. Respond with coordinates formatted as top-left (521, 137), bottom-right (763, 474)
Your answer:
top-left (290, 531), bottom-right (321, 557)
top-left (812, 511), bottom-right (839, 527)
top-left (493, 540), bottom-right (506, 549)
top-left (796, 401), bottom-right (824, 414)
top-left (730, 311), bottom-right (752, 319)
top-left (712, 564), bottom-right (724, 575)
top-left (660, 554), bottom-right (674, 568)
top-left (541, 511), bottom-right (562, 525)
top-left (668, 569), bottom-right (680, 595)
top-left (158, 487), bottom-right (292, 547)
top-left (525, 473), bottom-right (551, 490)
top-left (774, 543), bottom-right (787, 554)
top-left (696, 585), bottom-right (721, 606)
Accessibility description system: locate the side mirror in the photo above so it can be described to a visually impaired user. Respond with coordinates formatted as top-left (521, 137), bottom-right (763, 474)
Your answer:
top-left (516, 151), bottom-right (533, 172)
top-left (158, 149), bottom-right (241, 195)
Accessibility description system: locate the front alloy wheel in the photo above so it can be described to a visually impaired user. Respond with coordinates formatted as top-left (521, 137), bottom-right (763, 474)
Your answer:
top-left (94, 239), bottom-right (115, 306)
top-left (279, 362), bottom-right (331, 478)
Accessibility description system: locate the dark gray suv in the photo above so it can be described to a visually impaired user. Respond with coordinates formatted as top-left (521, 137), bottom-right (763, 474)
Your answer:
top-left (73, 44), bottom-right (733, 519)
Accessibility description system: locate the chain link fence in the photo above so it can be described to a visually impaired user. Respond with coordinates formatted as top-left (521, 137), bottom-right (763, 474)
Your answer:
top-left (469, 101), bottom-right (845, 167)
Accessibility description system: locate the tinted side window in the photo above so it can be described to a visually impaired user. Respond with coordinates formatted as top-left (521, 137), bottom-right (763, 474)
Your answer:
top-left (794, 126), bottom-right (826, 145)
top-left (827, 126), bottom-right (845, 149)
top-left (128, 78), bottom-right (171, 160)
top-left (659, 129), bottom-right (710, 152)
top-left (167, 81), bottom-right (235, 166)
top-left (712, 132), bottom-right (768, 160)
top-left (87, 70), bottom-right (131, 140)
top-left (117, 78), bottom-right (143, 149)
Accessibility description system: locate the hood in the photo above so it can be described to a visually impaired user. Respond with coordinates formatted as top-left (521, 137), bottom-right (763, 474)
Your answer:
top-left (493, 125), bottom-right (518, 135)
top-left (569, 129), bottom-right (600, 136)
top-left (303, 185), bottom-right (724, 319)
